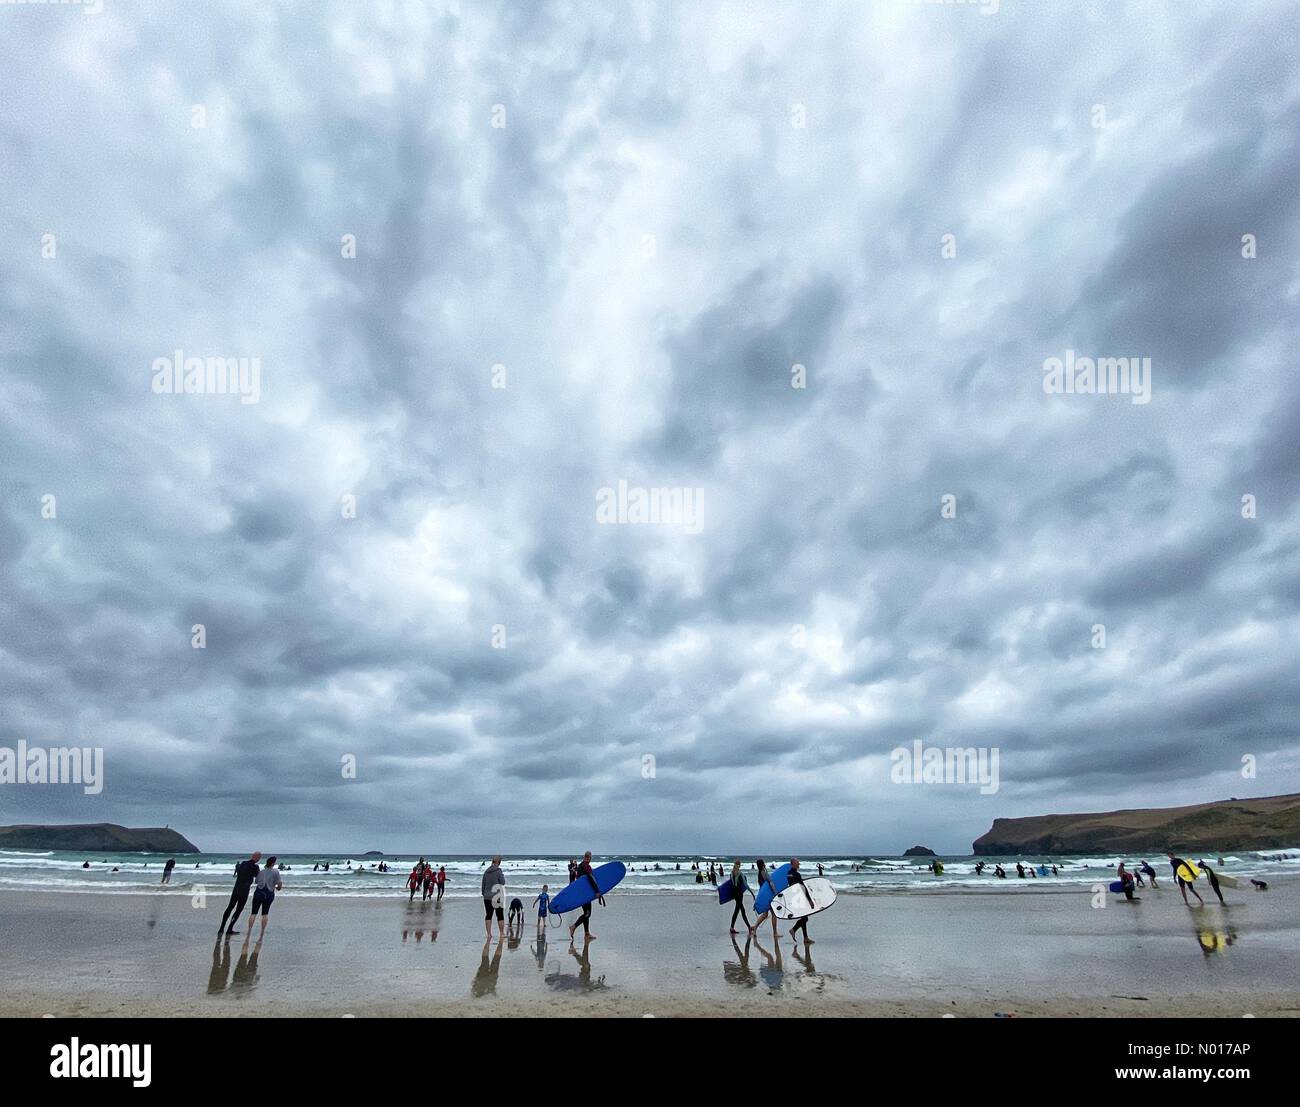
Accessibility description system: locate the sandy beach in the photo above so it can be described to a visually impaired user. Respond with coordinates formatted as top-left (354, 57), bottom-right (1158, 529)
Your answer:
top-left (4, 880), bottom-right (1298, 1018)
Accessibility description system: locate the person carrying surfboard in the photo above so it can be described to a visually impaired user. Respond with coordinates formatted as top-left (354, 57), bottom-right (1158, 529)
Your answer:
top-left (748, 859), bottom-right (780, 939)
top-left (727, 859), bottom-right (751, 934)
top-left (785, 858), bottom-right (817, 945)
top-left (568, 851), bottom-right (603, 942)
top-left (1197, 860), bottom-right (1226, 904)
top-left (1166, 851), bottom-right (1204, 906)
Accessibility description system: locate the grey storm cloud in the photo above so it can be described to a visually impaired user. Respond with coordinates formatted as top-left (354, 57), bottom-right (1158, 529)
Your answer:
top-left (0, 1), bottom-right (1297, 855)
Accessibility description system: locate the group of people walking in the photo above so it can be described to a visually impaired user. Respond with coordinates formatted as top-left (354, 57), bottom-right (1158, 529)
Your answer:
top-left (406, 858), bottom-right (447, 902)
top-left (719, 857), bottom-right (819, 946)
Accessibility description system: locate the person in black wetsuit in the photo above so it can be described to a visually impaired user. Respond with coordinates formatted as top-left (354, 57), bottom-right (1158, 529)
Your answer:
top-left (726, 859), bottom-right (751, 934)
top-left (568, 850), bottom-right (603, 942)
top-left (1198, 860), bottom-right (1226, 904)
top-left (219, 851), bottom-right (262, 936)
top-left (1168, 851), bottom-right (1204, 906)
top-left (786, 858), bottom-right (816, 945)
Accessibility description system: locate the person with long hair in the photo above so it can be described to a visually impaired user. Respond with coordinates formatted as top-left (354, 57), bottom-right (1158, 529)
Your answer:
top-left (726, 859), bottom-right (751, 934)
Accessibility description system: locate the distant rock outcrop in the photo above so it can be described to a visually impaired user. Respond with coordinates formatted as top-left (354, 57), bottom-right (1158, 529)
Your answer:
top-left (972, 794), bottom-right (1300, 856)
top-left (903, 845), bottom-right (936, 856)
top-left (363, 850), bottom-right (384, 856)
top-left (0, 823), bottom-right (199, 853)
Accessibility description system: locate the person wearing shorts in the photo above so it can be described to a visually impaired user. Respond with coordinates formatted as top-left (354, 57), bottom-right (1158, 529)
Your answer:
top-left (533, 885), bottom-right (550, 932)
top-left (248, 856), bottom-right (283, 938)
top-left (482, 856), bottom-right (505, 938)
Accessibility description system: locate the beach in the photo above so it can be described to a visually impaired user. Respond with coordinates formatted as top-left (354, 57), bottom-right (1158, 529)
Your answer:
top-left (4, 879), bottom-right (1298, 1018)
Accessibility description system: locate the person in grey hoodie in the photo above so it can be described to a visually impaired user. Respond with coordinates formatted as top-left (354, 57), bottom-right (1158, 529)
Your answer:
top-left (482, 856), bottom-right (506, 938)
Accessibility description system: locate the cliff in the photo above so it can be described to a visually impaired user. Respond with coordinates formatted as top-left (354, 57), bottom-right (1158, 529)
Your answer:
top-left (972, 793), bottom-right (1300, 855)
top-left (0, 823), bottom-right (200, 853)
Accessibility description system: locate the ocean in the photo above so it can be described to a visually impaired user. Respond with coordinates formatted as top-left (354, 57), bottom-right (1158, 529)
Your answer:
top-left (3, 849), bottom-right (1298, 897)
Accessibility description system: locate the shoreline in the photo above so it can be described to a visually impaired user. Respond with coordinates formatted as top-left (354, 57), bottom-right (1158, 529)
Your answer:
top-left (3, 885), bottom-right (1298, 1018)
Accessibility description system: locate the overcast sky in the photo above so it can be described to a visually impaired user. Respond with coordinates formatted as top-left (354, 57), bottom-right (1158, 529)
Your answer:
top-left (1, 1), bottom-right (1297, 856)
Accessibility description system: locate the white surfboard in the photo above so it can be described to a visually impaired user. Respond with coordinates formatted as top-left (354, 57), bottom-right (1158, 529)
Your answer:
top-left (771, 877), bottom-right (837, 919)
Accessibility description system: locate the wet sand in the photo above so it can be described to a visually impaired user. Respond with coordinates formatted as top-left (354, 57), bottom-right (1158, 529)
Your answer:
top-left (3, 882), bottom-right (1298, 1017)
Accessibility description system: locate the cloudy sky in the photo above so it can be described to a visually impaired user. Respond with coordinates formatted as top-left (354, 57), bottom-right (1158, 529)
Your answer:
top-left (1, 1), bottom-right (1297, 856)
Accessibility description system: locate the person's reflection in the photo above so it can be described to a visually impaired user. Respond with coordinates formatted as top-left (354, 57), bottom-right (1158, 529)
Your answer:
top-left (207, 935), bottom-right (234, 994)
top-left (567, 939), bottom-right (606, 990)
top-left (789, 939), bottom-right (817, 975)
top-left (472, 936), bottom-right (504, 997)
top-left (507, 916), bottom-right (524, 951)
top-left (723, 931), bottom-right (757, 988)
top-left (1194, 919), bottom-right (1238, 957)
top-left (531, 930), bottom-right (547, 972)
top-left (403, 900), bottom-right (439, 943)
top-left (544, 939), bottom-right (607, 992)
top-left (230, 932), bottom-right (262, 995)
top-left (753, 933), bottom-right (784, 992)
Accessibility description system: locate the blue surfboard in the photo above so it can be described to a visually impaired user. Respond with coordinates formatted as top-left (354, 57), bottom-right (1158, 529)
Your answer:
top-left (549, 861), bottom-right (626, 915)
top-left (754, 864), bottom-right (791, 915)
top-left (718, 875), bottom-right (748, 905)
top-left (1109, 880), bottom-right (1126, 893)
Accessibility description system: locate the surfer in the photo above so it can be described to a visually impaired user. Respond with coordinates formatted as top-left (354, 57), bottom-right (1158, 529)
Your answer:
top-left (748, 859), bottom-right (779, 938)
top-left (727, 859), bottom-right (751, 934)
top-left (483, 856), bottom-right (506, 938)
top-left (1140, 861), bottom-right (1157, 887)
top-left (1198, 860), bottom-right (1226, 904)
top-left (1167, 852), bottom-right (1204, 906)
top-left (436, 865), bottom-right (447, 902)
top-left (161, 858), bottom-right (175, 884)
top-left (568, 850), bottom-right (602, 942)
top-left (219, 851), bottom-right (262, 936)
top-left (1116, 862), bottom-right (1137, 901)
top-left (785, 858), bottom-right (815, 944)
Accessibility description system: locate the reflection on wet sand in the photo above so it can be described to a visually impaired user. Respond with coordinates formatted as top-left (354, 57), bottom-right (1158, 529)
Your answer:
top-left (230, 935), bottom-right (262, 994)
top-left (401, 900), bottom-right (440, 944)
top-left (545, 941), bottom-right (607, 992)
top-left (723, 932), bottom-right (758, 988)
top-left (506, 917), bottom-right (525, 951)
top-left (209, 931), bottom-right (263, 997)
top-left (530, 932), bottom-right (547, 971)
top-left (472, 936), bottom-right (504, 997)
top-left (746, 933), bottom-right (835, 994)
top-left (1192, 904), bottom-right (1239, 957)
